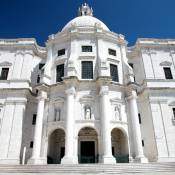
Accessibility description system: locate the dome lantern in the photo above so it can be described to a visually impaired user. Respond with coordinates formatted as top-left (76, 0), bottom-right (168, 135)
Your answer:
top-left (78, 3), bottom-right (93, 16)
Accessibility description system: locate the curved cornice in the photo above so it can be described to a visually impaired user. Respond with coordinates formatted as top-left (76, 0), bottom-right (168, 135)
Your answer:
top-left (46, 26), bottom-right (127, 46)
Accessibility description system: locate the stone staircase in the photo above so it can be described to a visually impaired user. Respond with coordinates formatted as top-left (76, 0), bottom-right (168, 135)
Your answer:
top-left (0, 163), bottom-right (175, 174)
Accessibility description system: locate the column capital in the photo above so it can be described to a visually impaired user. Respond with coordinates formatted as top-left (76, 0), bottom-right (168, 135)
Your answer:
top-left (126, 90), bottom-right (137, 100)
top-left (99, 85), bottom-right (109, 96)
top-left (97, 76), bottom-right (111, 86)
top-left (37, 90), bottom-right (47, 101)
top-left (65, 86), bottom-right (76, 96)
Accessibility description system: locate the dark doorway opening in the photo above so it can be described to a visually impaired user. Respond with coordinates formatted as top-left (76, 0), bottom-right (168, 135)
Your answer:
top-left (47, 129), bottom-right (65, 164)
top-left (80, 141), bottom-right (95, 163)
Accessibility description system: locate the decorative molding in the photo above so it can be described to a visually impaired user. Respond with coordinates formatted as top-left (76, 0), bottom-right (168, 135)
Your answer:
top-left (78, 55), bottom-right (95, 60)
top-left (52, 97), bottom-right (65, 104)
top-left (79, 95), bottom-right (94, 103)
top-left (110, 97), bottom-right (123, 104)
top-left (168, 100), bottom-right (175, 106)
top-left (107, 58), bottom-right (120, 64)
top-left (0, 61), bottom-right (12, 67)
top-left (160, 61), bottom-right (172, 67)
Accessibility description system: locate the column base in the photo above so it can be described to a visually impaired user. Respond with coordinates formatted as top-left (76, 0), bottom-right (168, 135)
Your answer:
top-left (134, 156), bottom-right (148, 163)
top-left (61, 156), bottom-right (78, 164)
top-left (129, 156), bottom-right (134, 163)
top-left (101, 156), bottom-right (116, 164)
top-left (0, 158), bottom-right (20, 164)
top-left (27, 157), bottom-right (47, 165)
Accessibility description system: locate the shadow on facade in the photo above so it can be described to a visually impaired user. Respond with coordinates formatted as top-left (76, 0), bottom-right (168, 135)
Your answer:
top-left (47, 129), bottom-right (65, 164)
top-left (111, 128), bottom-right (129, 163)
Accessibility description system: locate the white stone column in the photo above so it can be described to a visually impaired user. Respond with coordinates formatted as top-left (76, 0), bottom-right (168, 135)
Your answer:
top-left (28, 90), bottom-right (47, 164)
top-left (127, 90), bottom-right (148, 163)
top-left (61, 86), bottom-right (78, 164)
top-left (100, 86), bottom-right (116, 164)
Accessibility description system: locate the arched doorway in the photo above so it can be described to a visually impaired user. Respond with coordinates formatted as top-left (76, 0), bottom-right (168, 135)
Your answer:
top-left (47, 129), bottom-right (65, 164)
top-left (111, 128), bottom-right (129, 163)
top-left (78, 127), bottom-right (98, 163)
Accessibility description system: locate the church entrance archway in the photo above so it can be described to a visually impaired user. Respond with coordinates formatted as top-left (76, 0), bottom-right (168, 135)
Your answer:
top-left (78, 127), bottom-right (98, 163)
top-left (47, 129), bottom-right (65, 164)
top-left (111, 128), bottom-right (129, 163)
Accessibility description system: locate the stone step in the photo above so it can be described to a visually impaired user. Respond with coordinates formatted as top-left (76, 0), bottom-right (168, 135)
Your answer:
top-left (0, 163), bottom-right (175, 174)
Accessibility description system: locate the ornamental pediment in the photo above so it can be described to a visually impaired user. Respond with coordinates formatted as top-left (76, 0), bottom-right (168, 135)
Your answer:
top-left (0, 61), bottom-right (12, 66)
top-left (160, 61), bottom-right (172, 66)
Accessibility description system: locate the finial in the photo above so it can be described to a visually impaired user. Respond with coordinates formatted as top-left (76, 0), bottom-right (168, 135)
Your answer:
top-left (78, 3), bottom-right (93, 16)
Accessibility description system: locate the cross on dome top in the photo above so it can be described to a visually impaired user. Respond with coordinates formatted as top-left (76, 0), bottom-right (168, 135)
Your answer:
top-left (78, 3), bottom-right (93, 16)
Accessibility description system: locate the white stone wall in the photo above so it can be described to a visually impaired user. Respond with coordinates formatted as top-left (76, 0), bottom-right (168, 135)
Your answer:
top-left (129, 40), bottom-right (175, 162)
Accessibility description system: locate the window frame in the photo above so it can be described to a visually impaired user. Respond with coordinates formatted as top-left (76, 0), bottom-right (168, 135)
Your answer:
top-left (32, 114), bottom-right (37, 125)
top-left (81, 61), bottom-right (93, 79)
top-left (56, 64), bottom-right (64, 82)
top-left (82, 46), bottom-right (93, 52)
top-left (172, 108), bottom-right (175, 119)
top-left (138, 113), bottom-right (141, 124)
top-left (0, 67), bottom-right (9, 80)
top-left (30, 141), bottom-right (33, 148)
top-left (110, 64), bottom-right (119, 82)
top-left (108, 48), bottom-right (116, 56)
top-left (163, 67), bottom-right (173, 79)
top-left (58, 49), bottom-right (66, 57)
top-left (39, 63), bottom-right (45, 70)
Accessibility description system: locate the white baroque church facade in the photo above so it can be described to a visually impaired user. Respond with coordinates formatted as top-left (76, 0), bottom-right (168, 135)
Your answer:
top-left (0, 3), bottom-right (175, 165)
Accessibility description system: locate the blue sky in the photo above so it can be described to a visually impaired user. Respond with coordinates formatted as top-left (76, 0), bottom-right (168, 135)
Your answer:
top-left (0, 0), bottom-right (175, 46)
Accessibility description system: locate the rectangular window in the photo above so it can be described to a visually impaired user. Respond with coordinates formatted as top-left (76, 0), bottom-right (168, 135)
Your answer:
top-left (37, 75), bottom-right (40, 84)
top-left (82, 46), bottom-right (93, 52)
top-left (138, 113), bottom-right (141, 124)
top-left (110, 64), bottom-right (119, 82)
top-left (163, 67), bottom-right (173, 79)
top-left (108, 49), bottom-right (116, 56)
top-left (0, 68), bottom-right (9, 80)
top-left (56, 64), bottom-right (64, 82)
top-left (30, 141), bottom-right (33, 148)
top-left (58, 49), bottom-right (65, 56)
top-left (142, 140), bottom-right (144, 147)
top-left (39, 63), bottom-right (45, 70)
top-left (81, 61), bottom-right (93, 79)
top-left (32, 114), bottom-right (37, 125)
top-left (173, 108), bottom-right (175, 119)
top-left (129, 63), bottom-right (133, 68)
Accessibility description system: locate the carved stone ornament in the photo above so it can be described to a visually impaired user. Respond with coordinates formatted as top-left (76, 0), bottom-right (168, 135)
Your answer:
top-left (0, 61), bottom-right (12, 66)
top-left (84, 106), bottom-right (91, 120)
top-left (159, 61), bottom-right (172, 67)
top-left (114, 105), bottom-right (121, 121)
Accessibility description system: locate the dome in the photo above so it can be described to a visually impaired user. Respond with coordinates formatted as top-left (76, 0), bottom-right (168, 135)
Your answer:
top-left (62, 16), bottom-right (109, 32)
top-left (61, 3), bottom-right (110, 32)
